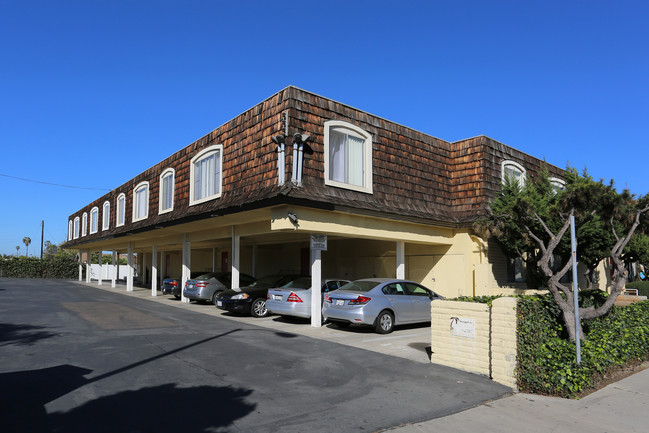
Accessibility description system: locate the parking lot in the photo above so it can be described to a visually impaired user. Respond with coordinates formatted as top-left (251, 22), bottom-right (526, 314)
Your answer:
top-left (93, 280), bottom-right (435, 364)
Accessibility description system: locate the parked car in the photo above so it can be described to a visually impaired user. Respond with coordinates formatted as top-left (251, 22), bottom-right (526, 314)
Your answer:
top-left (322, 278), bottom-right (442, 334)
top-left (214, 274), bottom-right (305, 317)
top-left (183, 272), bottom-right (256, 303)
top-left (266, 277), bottom-right (351, 319)
top-left (162, 272), bottom-right (203, 299)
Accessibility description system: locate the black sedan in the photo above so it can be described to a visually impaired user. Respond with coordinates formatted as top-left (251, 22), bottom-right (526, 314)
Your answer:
top-left (214, 274), bottom-right (305, 317)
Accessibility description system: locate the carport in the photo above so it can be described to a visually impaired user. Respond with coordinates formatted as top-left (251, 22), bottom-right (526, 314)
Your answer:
top-left (75, 204), bottom-right (455, 328)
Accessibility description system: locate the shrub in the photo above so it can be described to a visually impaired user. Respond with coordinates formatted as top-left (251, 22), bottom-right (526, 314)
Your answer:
top-left (625, 280), bottom-right (649, 297)
top-left (0, 255), bottom-right (77, 279)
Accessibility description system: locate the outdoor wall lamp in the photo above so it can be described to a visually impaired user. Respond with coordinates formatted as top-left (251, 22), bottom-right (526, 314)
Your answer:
top-left (287, 211), bottom-right (298, 225)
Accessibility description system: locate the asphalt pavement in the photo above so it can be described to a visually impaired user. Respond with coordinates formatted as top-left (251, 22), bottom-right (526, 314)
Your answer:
top-left (0, 278), bottom-right (510, 433)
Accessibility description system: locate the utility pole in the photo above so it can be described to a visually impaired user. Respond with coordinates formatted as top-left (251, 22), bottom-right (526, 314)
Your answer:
top-left (40, 220), bottom-right (44, 259)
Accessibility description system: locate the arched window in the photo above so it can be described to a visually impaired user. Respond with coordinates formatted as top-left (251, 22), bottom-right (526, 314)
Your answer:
top-left (90, 207), bottom-right (99, 234)
top-left (159, 168), bottom-right (175, 214)
top-left (549, 177), bottom-right (566, 193)
top-left (116, 193), bottom-right (126, 227)
top-left (501, 160), bottom-right (526, 187)
top-left (324, 120), bottom-right (373, 194)
top-left (82, 212), bottom-right (88, 236)
top-left (190, 145), bottom-right (223, 206)
top-left (102, 201), bottom-right (110, 230)
top-left (133, 181), bottom-right (149, 222)
top-left (68, 220), bottom-right (73, 241)
top-left (74, 216), bottom-right (80, 239)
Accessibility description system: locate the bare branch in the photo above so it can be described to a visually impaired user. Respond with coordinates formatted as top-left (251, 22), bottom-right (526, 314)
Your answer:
top-left (534, 212), bottom-right (556, 239)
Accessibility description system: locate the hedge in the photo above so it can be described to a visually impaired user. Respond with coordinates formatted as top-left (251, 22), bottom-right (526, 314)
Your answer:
top-left (455, 291), bottom-right (649, 398)
top-left (0, 255), bottom-right (78, 279)
top-left (625, 280), bottom-right (649, 297)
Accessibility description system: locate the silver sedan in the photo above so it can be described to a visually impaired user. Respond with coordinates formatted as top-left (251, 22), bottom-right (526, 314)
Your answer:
top-left (322, 278), bottom-right (441, 334)
top-left (266, 277), bottom-right (350, 319)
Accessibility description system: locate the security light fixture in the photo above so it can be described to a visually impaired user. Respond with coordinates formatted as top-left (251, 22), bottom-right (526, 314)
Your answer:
top-left (271, 134), bottom-right (285, 147)
top-left (287, 211), bottom-right (298, 225)
top-left (292, 133), bottom-right (310, 144)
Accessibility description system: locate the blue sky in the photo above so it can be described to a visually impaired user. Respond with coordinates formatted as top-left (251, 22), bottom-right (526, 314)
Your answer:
top-left (1, 0), bottom-right (648, 256)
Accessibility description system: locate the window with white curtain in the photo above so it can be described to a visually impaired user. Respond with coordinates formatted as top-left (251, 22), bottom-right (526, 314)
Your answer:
top-left (501, 160), bottom-right (526, 187)
top-left (102, 201), bottom-right (110, 230)
top-left (68, 220), bottom-right (73, 241)
top-left (133, 182), bottom-right (149, 222)
top-left (90, 207), bottom-right (99, 234)
top-left (116, 193), bottom-right (126, 227)
top-left (159, 168), bottom-right (175, 214)
top-left (549, 177), bottom-right (566, 193)
top-left (190, 145), bottom-right (223, 206)
top-left (82, 212), bottom-right (88, 236)
top-left (324, 120), bottom-right (373, 194)
top-left (74, 217), bottom-right (80, 239)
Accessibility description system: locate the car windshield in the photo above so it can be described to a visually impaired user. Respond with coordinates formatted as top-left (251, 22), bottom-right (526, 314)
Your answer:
top-left (340, 280), bottom-right (381, 292)
top-left (280, 277), bottom-right (312, 290)
top-left (194, 272), bottom-right (220, 280)
top-left (247, 275), bottom-right (287, 288)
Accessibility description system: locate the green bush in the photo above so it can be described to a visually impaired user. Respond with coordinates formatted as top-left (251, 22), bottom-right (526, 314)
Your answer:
top-left (625, 280), bottom-right (649, 297)
top-left (0, 255), bottom-right (77, 279)
top-left (517, 293), bottom-right (649, 398)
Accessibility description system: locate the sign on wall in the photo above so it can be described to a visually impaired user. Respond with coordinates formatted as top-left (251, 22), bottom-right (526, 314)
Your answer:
top-left (449, 317), bottom-right (476, 338)
top-left (310, 234), bottom-right (327, 251)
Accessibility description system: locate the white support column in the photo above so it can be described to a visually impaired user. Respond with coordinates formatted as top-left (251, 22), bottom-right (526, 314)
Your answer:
top-left (151, 244), bottom-right (158, 296)
top-left (212, 247), bottom-right (218, 272)
top-left (181, 234), bottom-right (190, 303)
top-left (111, 251), bottom-right (117, 288)
top-left (232, 226), bottom-right (240, 289)
top-left (97, 251), bottom-right (103, 286)
top-left (396, 241), bottom-right (405, 280)
top-left (78, 251), bottom-right (83, 281)
top-left (85, 250), bottom-right (91, 283)
top-left (127, 242), bottom-right (134, 292)
top-left (311, 247), bottom-right (322, 328)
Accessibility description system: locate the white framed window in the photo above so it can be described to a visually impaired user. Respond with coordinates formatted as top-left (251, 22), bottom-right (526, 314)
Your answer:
top-left (73, 217), bottom-right (80, 239)
top-left (549, 177), bottom-right (566, 193)
top-left (324, 120), bottom-right (373, 194)
top-left (90, 207), bottom-right (99, 234)
top-left (133, 181), bottom-right (149, 222)
top-left (190, 145), bottom-right (223, 206)
top-left (159, 168), bottom-right (175, 214)
top-left (68, 220), bottom-right (73, 241)
top-left (81, 212), bottom-right (88, 237)
top-left (102, 201), bottom-right (110, 231)
top-left (116, 193), bottom-right (126, 227)
top-left (501, 160), bottom-right (526, 187)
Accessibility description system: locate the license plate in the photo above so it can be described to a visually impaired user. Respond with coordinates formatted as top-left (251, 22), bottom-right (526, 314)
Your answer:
top-left (273, 295), bottom-right (282, 301)
top-left (336, 299), bottom-right (345, 306)
top-left (187, 285), bottom-right (194, 289)
top-left (216, 301), bottom-right (222, 307)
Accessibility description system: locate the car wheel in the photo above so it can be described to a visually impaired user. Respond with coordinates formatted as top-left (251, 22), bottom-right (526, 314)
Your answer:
top-left (251, 298), bottom-right (269, 317)
top-left (211, 291), bottom-right (221, 304)
top-left (375, 310), bottom-right (395, 334)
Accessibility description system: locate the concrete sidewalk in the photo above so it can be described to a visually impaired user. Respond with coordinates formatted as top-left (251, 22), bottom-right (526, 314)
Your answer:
top-left (389, 363), bottom-right (649, 433)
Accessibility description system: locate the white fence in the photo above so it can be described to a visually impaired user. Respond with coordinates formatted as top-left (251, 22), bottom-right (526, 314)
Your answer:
top-left (89, 264), bottom-right (132, 281)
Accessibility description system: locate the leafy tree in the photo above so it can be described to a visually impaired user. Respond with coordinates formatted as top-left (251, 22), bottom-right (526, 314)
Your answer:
top-left (476, 166), bottom-right (649, 341)
top-left (22, 237), bottom-right (31, 256)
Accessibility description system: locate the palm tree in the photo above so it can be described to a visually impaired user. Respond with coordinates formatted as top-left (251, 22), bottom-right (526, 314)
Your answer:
top-left (15, 246), bottom-right (19, 256)
top-left (22, 237), bottom-right (31, 257)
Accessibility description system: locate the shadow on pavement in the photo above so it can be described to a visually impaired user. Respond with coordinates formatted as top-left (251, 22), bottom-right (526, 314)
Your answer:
top-left (0, 322), bottom-right (59, 346)
top-left (0, 364), bottom-right (255, 432)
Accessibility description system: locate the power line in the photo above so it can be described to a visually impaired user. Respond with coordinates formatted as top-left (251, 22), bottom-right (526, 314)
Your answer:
top-left (0, 173), bottom-right (110, 191)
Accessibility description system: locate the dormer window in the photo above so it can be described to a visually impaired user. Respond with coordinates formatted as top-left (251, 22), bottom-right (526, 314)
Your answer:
top-left (102, 201), bottom-right (110, 230)
top-left (190, 145), bottom-right (223, 206)
top-left (73, 217), bottom-right (80, 239)
top-left (116, 193), bottom-right (126, 227)
top-left (133, 181), bottom-right (149, 222)
top-left (502, 160), bottom-right (526, 187)
top-left (549, 177), bottom-right (566, 193)
top-left (324, 120), bottom-right (373, 194)
top-left (90, 207), bottom-right (99, 234)
top-left (82, 212), bottom-right (88, 236)
top-left (159, 168), bottom-right (175, 214)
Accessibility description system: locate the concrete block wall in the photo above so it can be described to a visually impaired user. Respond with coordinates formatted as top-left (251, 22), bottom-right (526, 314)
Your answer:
top-left (431, 297), bottom-right (519, 390)
top-left (431, 300), bottom-right (491, 376)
